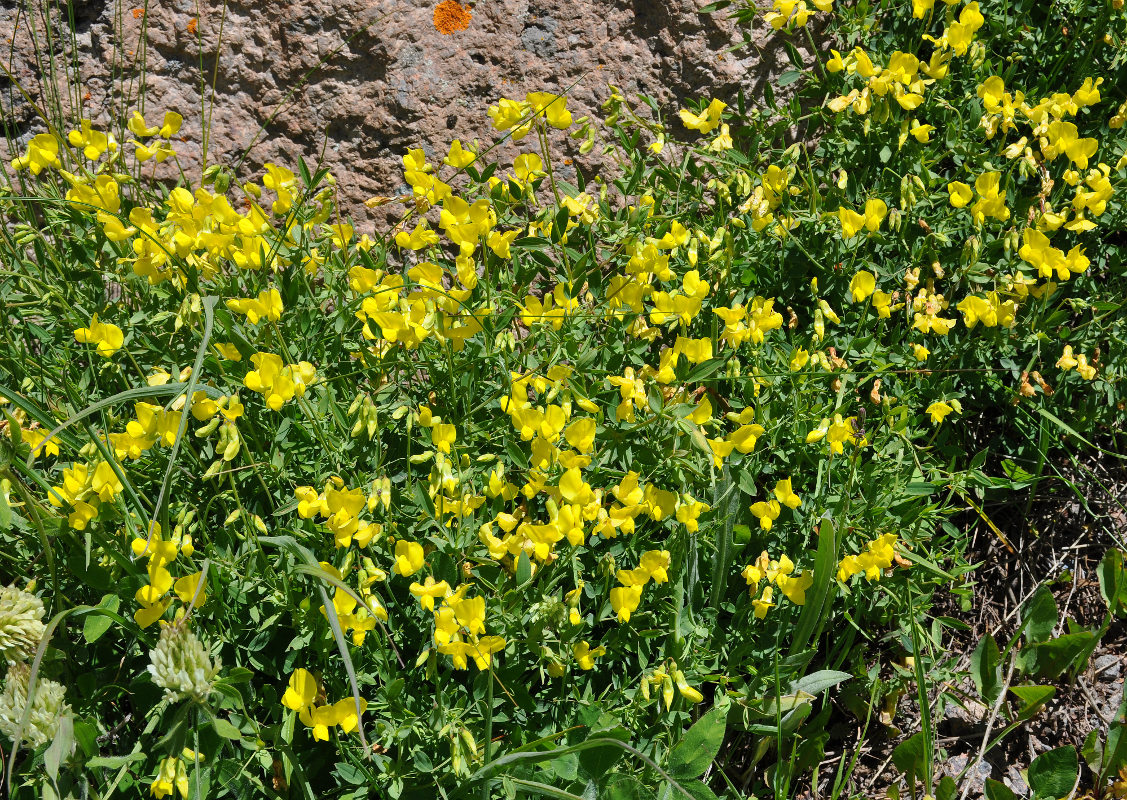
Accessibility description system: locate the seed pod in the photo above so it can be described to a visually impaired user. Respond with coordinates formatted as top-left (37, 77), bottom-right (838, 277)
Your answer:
top-left (661, 674), bottom-right (675, 711)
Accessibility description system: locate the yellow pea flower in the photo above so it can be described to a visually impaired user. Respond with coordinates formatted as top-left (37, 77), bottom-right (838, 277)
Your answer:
top-left (444, 139), bottom-right (477, 169)
top-left (679, 98), bottom-right (726, 134)
top-left (74, 314), bottom-right (124, 357)
top-left (947, 181), bottom-right (973, 208)
top-left (728, 424), bottom-right (766, 454)
top-left (773, 478), bottom-right (801, 510)
top-left (282, 668), bottom-right (317, 712)
top-left (609, 584), bottom-right (643, 623)
top-left (431, 423), bottom-right (457, 453)
top-left (909, 120), bottom-right (934, 143)
top-left (752, 586), bottom-right (775, 619)
top-left (573, 641), bottom-right (605, 670)
top-left (392, 540), bottom-right (425, 577)
top-left (11, 133), bottom-right (61, 174)
top-left (775, 570), bottom-right (813, 605)
top-left (409, 577), bottom-right (451, 611)
top-left (850, 270), bottom-right (876, 303)
top-left (1057, 345), bottom-right (1079, 371)
top-left (750, 499), bottom-right (781, 530)
top-left (564, 418), bottom-right (596, 453)
top-left (926, 400), bottom-right (956, 424)
top-left (838, 207), bottom-right (867, 239)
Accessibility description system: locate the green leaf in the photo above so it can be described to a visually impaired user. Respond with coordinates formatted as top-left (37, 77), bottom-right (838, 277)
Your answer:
top-left (0, 481), bottom-right (11, 530)
top-left (212, 717), bottom-right (243, 740)
top-left (1081, 729), bottom-right (1104, 774)
top-left (891, 732), bottom-right (927, 781)
top-left (44, 712), bottom-right (72, 781)
top-left (984, 778), bottom-right (1016, 800)
top-left (1023, 585), bottom-right (1058, 643)
top-left (1098, 549), bottom-right (1127, 616)
top-left (789, 518), bottom-right (838, 663)
top-left (1027, 746), bottom-right (1077, 799)
top-left (677, 781), bottom-right (720, 800)
top-left (1018, 631), bottom-right (1098, 680)
top-left (1009, 685), bottom-right (1056, 720)
top-left (668, 705), bottom-right (727, 779)
top-left (578, 742), bottom-right (621, 781)
top-left (790, 670), bottom-right (851, 697)
top-left (87, 752), bottom-right (147, 769)
top-left (82, 594), bottom-right (121, 643)
top-left (971, 633), bottom-right (1001, 705)
top-left (935, 775), bottom-right (957, 800)
top-left (516, 551), bottom-right (533, 585)
top-left (1102, 724), bottom-right (1127, 783)
top-left (604, 775), bottom-right (651, 800)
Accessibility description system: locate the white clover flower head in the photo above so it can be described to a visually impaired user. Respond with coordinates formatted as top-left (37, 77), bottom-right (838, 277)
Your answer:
top-left (0, 585), bottom-right (46, 664)
top-left (147, 623), bottom-right (221, 703)
top-left (0, 662), bottom-right (70, 748)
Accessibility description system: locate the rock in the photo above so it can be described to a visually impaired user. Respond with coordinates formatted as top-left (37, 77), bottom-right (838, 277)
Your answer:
top-left (1006, 765), bottom-right (1029, 796)
top-left (1094, 654), bottom-right (1122, 680)
top-left (1, 0), bottom-right (811, 221)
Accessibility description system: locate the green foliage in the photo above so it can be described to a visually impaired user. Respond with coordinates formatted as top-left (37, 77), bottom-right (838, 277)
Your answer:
top-left (0, 0), bottom-right (1125, 797)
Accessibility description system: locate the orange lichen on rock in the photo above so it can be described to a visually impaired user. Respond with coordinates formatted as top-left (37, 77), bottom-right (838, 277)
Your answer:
top-left (433, 1), bottom-right (472, 35)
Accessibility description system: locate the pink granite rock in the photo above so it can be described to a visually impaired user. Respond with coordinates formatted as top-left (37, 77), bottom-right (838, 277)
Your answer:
top-left (2, 0), bottom-right (808, 221)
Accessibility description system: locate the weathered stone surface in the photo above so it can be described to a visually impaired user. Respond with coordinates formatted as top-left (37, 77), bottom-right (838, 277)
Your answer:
top-left (2, 0), bottom-right (800, 220)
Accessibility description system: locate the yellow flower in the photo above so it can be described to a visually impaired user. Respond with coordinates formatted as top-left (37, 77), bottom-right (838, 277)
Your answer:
top-left (22, 428), bottom-right (59, 461)
top-left (912, 0), bottom-right (934, 18)
top-left (926, 400), bottom-right (956, 424)
top-left (609, 584), bottom-right (643, 623)
top-left (728, 423), bottom-right (766, 454)
top-left (850, 270), bottom-right (876, 303)
top-left (150, 756), bottom-right (189, 799)
top-left (444, 139), bottom-right (477, 168)
top-left (11, 133), bottom-right (61, 174)
top-left (573, 641), bottom-right (605, 670)
top-left (392, 540), bottom-right (425, 577)
top-left (970, 172), bottom-right (1009, 224)
top-left (68, 119), bottom-right (117, 160)
top-left (775, 570), bottom-right (813, 605)
top-left (750, 499), bottom-right (781, 531)
top-left (431, 423), bottom-right (457, 453)
top-left (752, 586), bottom-right (775, 619)
top-left (909, 120), bottom-right (934, 143)
top-left (564, 418), bottom-right (596, 453)
top-left (282, 668), bottom-right (317, 712)
top-left (409, 576), bottom-right (451, 611)
top-left (773, 478), bottom-right (801, 510)
top-left (863, 198), bottom-right (888, 232)
top-left (225, 288), bottom-right (284, 325)
top-left (947, 181), bottom-right (973, 208)
top-left (74, 314), bottom-right (124, 357)
top-left (1057, 345), bottom-right (1079, 371)
top-left (679, 98), bottom-right (726, 134)
top-left (838, 207), bottom-right (867, 239)
top-left (526, 92), bottom-right (573, 129)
